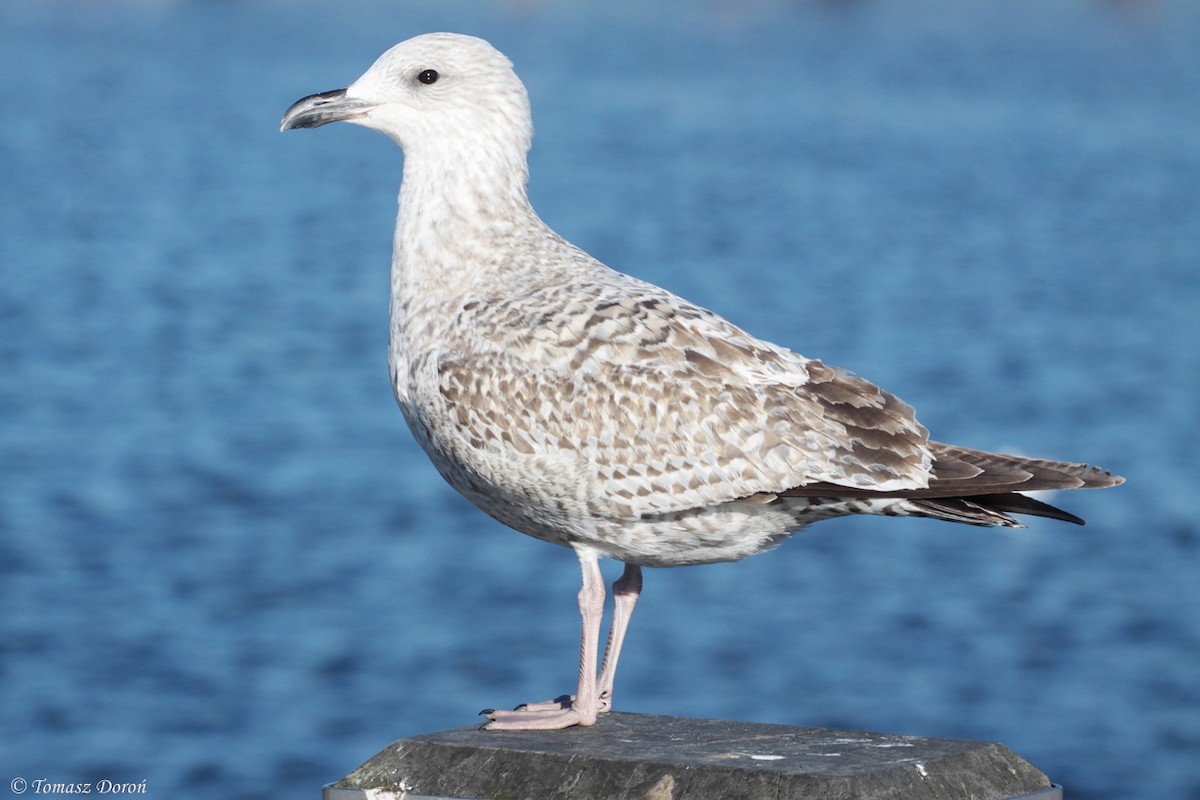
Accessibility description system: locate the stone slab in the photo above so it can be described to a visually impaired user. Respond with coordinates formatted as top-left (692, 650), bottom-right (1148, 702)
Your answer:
top-left (326, 713), bottom-right (1058, 800)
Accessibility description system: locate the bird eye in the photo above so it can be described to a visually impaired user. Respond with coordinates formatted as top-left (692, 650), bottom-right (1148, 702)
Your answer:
top-left (417, 69), bottom-right (439, 85)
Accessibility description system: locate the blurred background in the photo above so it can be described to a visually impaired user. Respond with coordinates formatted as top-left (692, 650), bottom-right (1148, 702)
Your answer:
top-left (2, 0), bottom-right (1197, 798)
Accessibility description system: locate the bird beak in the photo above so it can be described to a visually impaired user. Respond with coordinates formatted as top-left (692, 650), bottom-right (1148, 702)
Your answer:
top-left (279, 88), bottom-right (376, 132)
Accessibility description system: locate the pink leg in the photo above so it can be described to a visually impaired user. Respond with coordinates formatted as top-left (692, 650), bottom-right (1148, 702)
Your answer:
top-left (482, 549), bottom-right (606, 730)
top-left (497, 562), bottom-right (643, 718)
top-left (597, 563), bottom-right (641, 712)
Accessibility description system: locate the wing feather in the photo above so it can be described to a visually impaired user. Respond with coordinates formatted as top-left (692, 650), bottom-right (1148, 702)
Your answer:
top-left (433, 277), bottom-right (936, 519)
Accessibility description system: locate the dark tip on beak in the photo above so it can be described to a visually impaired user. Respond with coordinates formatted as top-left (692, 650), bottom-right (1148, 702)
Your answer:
top-left (279, 88), bottom-right (373, 132)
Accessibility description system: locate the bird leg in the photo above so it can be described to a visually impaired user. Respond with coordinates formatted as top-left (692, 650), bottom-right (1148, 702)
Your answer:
top-left (482, 549), bottom-right (606, 730)
top-left (503, 561), bottom-right (643, 718)
top-left (597, 563), bottom-right (641, 712)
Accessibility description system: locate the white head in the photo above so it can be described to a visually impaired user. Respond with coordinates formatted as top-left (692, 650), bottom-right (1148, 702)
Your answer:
top-left (281, 33), bottom-right (533, 167)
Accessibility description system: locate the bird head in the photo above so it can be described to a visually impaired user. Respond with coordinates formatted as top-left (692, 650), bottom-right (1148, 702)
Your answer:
top-left (280, 32), bottom-right (533, 161)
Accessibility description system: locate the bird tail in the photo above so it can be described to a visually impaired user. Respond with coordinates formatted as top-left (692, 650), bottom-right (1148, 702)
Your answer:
top-left (908, 492), bottom-right (1085, 528)
top-left (891, 443), bottom-right (1124, 527)
top-left (783, 442), bottom-right (1124, 527)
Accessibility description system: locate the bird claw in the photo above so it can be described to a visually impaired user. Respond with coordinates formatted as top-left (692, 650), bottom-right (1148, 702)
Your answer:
top-left (501, 694), bottom-right (575, 713)
top-left (478, 692), bottom-right (614, 730)
top-left (482, 703), bottom-right (596, 731)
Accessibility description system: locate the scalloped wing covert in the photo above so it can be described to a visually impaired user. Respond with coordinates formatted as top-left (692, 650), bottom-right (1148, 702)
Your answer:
top-left (433, 277), bottom-right (935, 520)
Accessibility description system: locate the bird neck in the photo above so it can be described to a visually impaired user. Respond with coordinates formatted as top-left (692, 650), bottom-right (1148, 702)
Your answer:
top-left (389, 145), bottom-right (538, 342)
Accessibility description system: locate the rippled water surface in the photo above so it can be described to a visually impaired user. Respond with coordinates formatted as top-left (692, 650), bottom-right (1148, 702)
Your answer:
top-left (2, 1), bottom-right (1198, 798)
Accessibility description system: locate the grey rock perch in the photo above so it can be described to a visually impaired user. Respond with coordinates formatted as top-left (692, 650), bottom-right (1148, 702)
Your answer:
top-left (323, 713), bottom-right (1061, 800)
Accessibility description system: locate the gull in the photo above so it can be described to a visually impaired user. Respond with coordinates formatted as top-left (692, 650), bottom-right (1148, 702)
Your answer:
top-left (280, 33), bottom-right (1123, 731)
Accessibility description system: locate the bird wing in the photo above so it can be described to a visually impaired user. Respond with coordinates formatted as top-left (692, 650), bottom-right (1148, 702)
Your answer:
top-left (786, 441), bottom-right (1124, 499)
top-left (433, 277), bottom-right (935, 520)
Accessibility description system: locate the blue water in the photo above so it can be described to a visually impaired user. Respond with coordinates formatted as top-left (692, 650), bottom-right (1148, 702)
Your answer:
top-left (2, 1), bottom-right (1198, 798)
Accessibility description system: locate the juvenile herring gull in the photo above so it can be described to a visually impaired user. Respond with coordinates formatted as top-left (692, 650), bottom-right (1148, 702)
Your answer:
top-left (281, 33), bottom-right (1124, 731)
